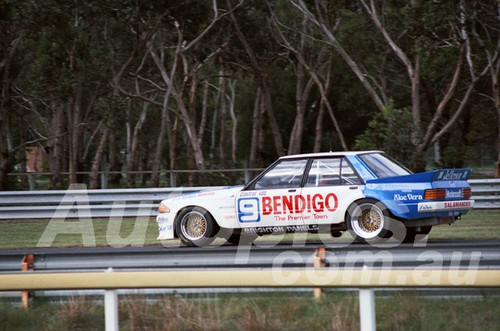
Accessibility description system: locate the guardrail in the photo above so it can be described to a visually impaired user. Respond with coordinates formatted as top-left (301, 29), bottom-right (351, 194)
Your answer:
top-left (0, 179), bottom-right (497, 220)
top-left (0, 185), bottom-right (222, 220)
top-left (1, 268), bottom-right (499, 331)
top-left (468, 179), bottom-right (500, 209)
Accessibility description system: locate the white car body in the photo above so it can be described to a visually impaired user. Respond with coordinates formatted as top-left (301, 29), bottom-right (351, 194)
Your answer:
top-left (156, 151), bottom-right (473, 246)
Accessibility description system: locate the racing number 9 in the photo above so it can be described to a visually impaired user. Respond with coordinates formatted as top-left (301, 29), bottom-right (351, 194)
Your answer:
top-left (237, 198), bottom-right (261, 223)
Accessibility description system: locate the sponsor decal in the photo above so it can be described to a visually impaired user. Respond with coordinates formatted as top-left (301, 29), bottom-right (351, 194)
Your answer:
top-left (418, 203), bottom-right (433, 211)
top-left (436, 170), bottom-right (469, 181)
top-left (445, 189), bottom-right (462, 199)
top-left (156, 216), bottom-right (170, 223)
top-left (198, 191), bottom-right (216, 197)
top-left (394, 193), bottom-right (423, 201)
top-left (444, 201), bottom-right (472, 208)
top-left (418, 200), bottom-right (473, 212)
top-left (237, 197), bottom-right (261, 223)
top-left (243, 224), bottom-right (319, 234)
top-left (261, 193), bottom-right (338, 215)
top-left (158, 224), bottom-right (173, 232)
top-left (239, 191), bottom-right (257, 197)
top-left (237, 193), bottom-right (338, 223)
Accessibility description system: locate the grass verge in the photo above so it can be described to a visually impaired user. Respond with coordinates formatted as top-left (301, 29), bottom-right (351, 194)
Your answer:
top-left (1, 292), bottom-right (499, 331)
top-left (0, 209), bottom-right (498, 249)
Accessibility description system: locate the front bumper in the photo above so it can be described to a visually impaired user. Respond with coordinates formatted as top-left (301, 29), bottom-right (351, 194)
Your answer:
top-left (156, 214), bottom-right (175, 240)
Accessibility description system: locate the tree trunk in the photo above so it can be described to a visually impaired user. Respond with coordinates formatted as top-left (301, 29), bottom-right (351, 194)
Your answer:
top-left (249, 88), bottom-right (262, 168)
top-left (0, 109), bottom-right (14, 190)
top-left (260, 75), bottom-right (285, 156)
top-left (126, 102), bottom-right (148, 188)
top-left (68, 87), bottom-right (84, 184)
top-left (0, 34), bottom-right (22, 190)
top-left (89, 128), bottom-right (109, 189)
top-left (228, 79), bottom-right (238, 165)
top-left (314, 99), bottom-right (326, 152)
top-left (108, 133), bottom-right (123, 186)
top-left (219, 73), bottom-right (227, 168)
top-left (494, 81), bottom-right (500, 178)
top-left (48, 103), bottom-right (65, 189)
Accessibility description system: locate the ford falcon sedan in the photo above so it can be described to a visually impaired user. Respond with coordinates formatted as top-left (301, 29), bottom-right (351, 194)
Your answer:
top-left (156, 151), bottom-right (474, 246)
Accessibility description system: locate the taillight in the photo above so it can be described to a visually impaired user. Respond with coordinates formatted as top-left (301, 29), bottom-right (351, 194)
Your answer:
top-left (462, 188), bottom-right (472, 198)
top-left (424, 189), bottom-right (446, 200)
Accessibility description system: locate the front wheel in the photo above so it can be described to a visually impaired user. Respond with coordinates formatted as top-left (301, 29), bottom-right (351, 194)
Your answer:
top-left (175, 207), bottom-right (217, 247)
top-left (346, 199), bottom-right (389, 244)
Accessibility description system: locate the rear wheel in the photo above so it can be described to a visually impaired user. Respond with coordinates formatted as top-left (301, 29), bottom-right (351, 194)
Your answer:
top-left (175, 207), bottom-right (217, 247)
top-left (346, 199), bottom-right (388, 243)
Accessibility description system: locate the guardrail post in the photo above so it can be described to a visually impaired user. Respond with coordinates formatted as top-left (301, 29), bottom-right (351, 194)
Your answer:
top-left (104, 268), bottom-right (119, 331)
top-left (105, 290), bottom-right (119, 331)
top-left (359, 288), bottom-right (376, 331)
top-left (21, 253), bottom-right (34, 308)
top-left (313, 247), bottom-right (326, 301)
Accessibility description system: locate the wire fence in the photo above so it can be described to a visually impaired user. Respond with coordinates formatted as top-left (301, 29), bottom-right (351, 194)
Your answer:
top-left (7, 168), bottom-right (266, 191)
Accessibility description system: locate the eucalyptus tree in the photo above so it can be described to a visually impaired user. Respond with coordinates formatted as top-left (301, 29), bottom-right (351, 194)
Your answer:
top-left (466, 0), bottom-right (500, 176)
top-left (111, 1), bottom-right (234, 186)
top-left (267, 0), bottom-right (348, 154)
top-left (7, 1), bottom-right (113, 188)
top-left (293, 0), bottom-right (486, 170)
top-left (0, 2), bottom-right (23, 190)
top-left (223, 0), bottom-right (286, 166)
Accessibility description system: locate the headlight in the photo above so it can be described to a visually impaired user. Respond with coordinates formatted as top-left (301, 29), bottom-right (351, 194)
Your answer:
top-left (158, 202), bottom-right (170, 213)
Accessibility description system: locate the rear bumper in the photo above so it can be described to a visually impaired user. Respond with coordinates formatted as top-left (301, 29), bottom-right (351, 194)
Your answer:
top-left (403, 216), bottom-right (457, 228)
top-left (417, 200), bottom-right (474, 213)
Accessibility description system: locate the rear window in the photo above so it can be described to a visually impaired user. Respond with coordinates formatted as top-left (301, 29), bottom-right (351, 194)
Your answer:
top-left (359, 153), bottom-right (411, 178)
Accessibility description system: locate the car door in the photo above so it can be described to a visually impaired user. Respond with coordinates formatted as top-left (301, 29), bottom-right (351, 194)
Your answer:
top-left (235, 158), bottom-right (309, 228)
top-left (300, 157), bottom-right (364, 226)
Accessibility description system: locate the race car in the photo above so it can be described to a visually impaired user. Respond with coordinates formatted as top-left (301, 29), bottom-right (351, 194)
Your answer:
top-left (156, 151), bottom-right (474, 246)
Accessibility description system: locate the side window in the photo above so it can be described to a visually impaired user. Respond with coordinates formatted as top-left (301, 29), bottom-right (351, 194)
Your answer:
top-left (306, 157), bottom-right (361, 186)
top-left (341, 159), bottom-right (362, 185)
top-left (254, 159), bottom-right (308, 189)
top-left (306, 158), bottom-right (341, 186)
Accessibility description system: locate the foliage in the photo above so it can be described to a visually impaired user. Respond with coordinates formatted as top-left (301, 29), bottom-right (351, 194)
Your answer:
top-left (354, 102), bottom-right (415, 169)
top-left (0, 1), bottom-right (498, 189)
top-left (0, 293), bottom-right (499, 330)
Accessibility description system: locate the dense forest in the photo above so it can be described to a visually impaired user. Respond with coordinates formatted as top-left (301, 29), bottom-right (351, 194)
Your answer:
top-left (0, 0), bottom-right (498, 190)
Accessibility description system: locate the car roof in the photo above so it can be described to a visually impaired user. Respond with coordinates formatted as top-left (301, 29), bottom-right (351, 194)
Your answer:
top-left (278, 150), bottom-right (383, 160)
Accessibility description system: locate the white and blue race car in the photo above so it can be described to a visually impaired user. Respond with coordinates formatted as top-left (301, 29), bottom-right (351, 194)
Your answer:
top-left (156, 151), bottom-right (474, 246)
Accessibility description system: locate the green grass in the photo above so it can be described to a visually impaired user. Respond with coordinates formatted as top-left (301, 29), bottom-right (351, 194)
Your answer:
top-left (0, 209), bottom-right (498, 249)
top-left (1, 211), bottom-right (499, 330)
top-left (0, 217), bottom-right (161, 249)
top-left (1, 292), bottom-right (499, 330)
top-left (429, 209), bottom-right (500, 240)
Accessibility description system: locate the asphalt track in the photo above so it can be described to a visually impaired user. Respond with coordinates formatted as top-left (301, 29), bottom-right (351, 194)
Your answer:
top-left (1, 239), bottom-right (498, 273)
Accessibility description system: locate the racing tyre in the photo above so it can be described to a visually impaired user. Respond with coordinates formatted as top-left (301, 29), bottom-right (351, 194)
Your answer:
top-left (346, 199), bottom-right (389, 244)
top-left (175, 207), bottom-right (217, 247)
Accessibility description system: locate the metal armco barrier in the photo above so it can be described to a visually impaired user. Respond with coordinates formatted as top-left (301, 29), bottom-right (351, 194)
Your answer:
top-left (468, 178), bottom-right (500, 209)
top-left (0, 185), bottom-right (222, 220)
top-left (0, 179), bottom-right (497, 220)
top-left (1, 268), bottom-right (499, 331)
